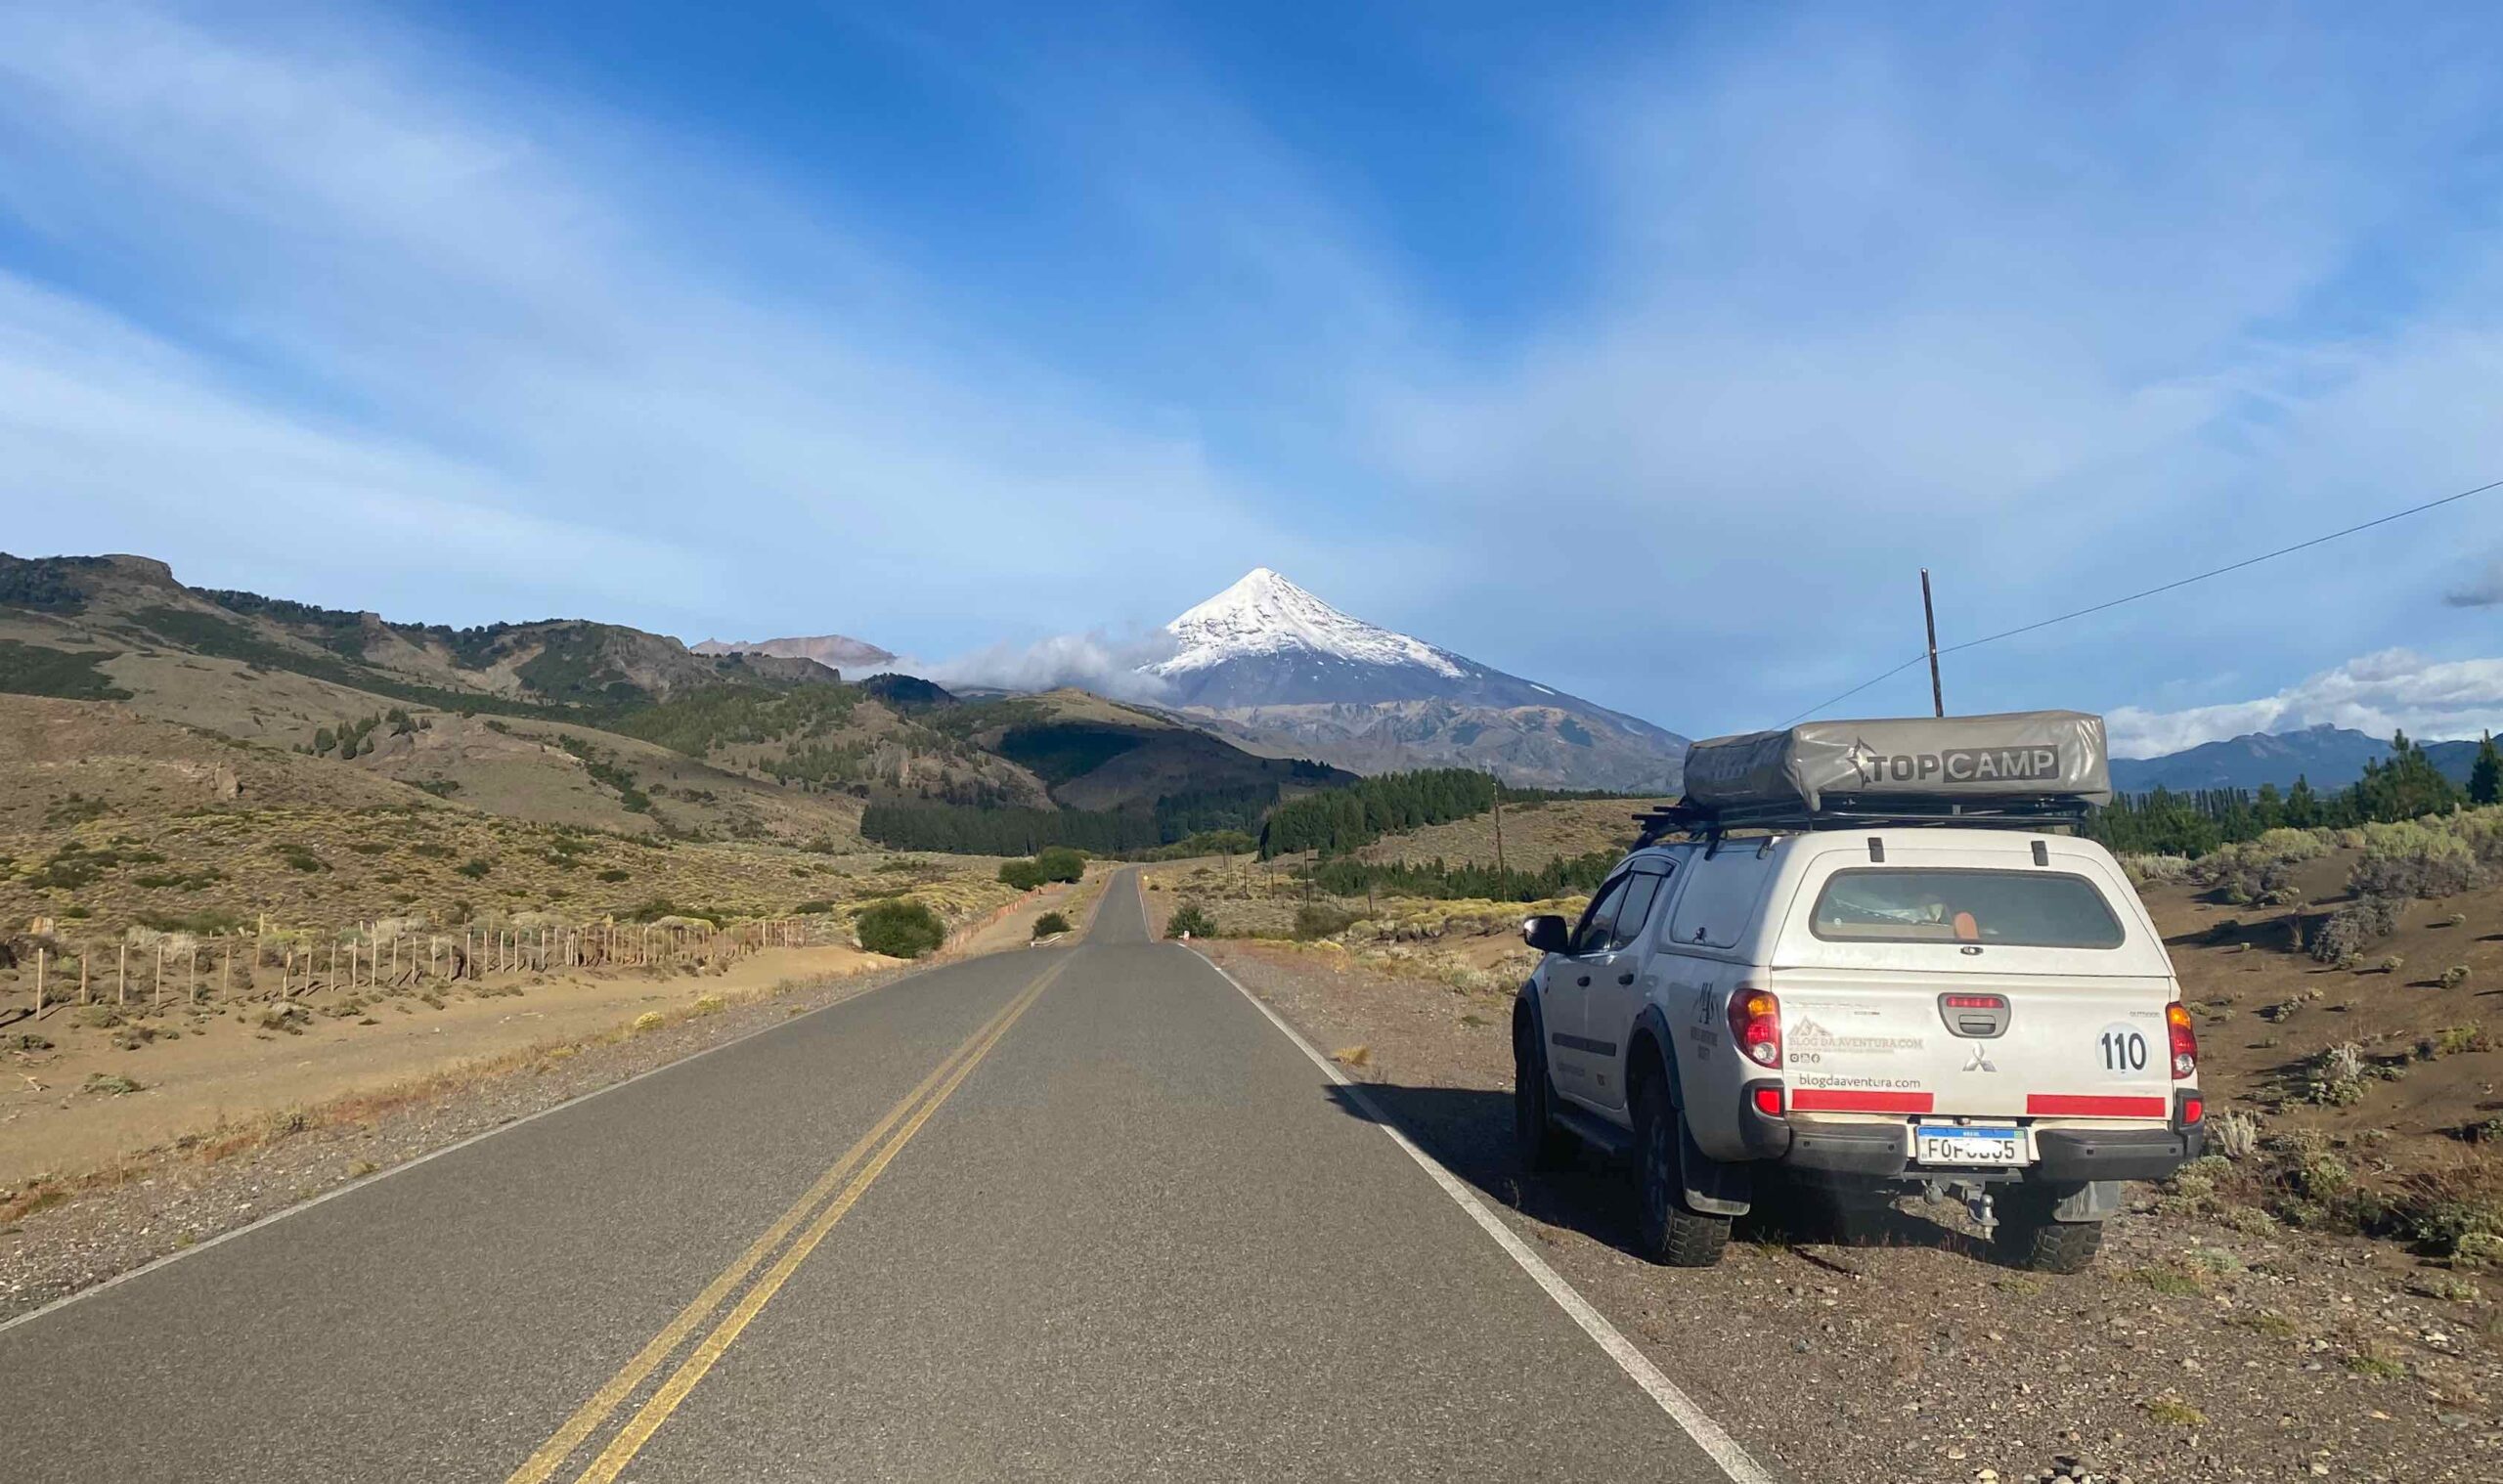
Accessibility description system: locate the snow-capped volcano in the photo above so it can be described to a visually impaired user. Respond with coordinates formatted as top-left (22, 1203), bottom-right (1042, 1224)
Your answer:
top-left (1154, 568), bottom-right (1466, 687)
top-left (1142, 569), bottom-right (1689, 792)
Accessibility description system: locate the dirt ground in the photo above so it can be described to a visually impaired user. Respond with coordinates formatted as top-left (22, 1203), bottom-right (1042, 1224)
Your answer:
top-left (1199, 937), bottom-right (2502, 1483)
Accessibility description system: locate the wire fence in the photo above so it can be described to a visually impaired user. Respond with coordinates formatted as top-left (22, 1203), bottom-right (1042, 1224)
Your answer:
top-left (10, 917), bottom-right (817, 1023)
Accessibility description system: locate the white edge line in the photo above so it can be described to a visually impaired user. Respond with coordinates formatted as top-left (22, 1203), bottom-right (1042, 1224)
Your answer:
top-left (0, 950), bottom-right (1001, 1337)
top-left (1181, 944), bottom-right (1780, 1484)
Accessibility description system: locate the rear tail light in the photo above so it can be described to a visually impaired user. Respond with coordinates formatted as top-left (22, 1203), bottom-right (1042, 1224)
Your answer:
top-left (2166, 1002), bottom-right (2198, 1079)
top-left (1750, 1084), bottom-right (1784, 1117)
top-left (2176, 1090), bottom-right (2204, 1126)
top-left (1729, 988), bottom-right (1782, 1069)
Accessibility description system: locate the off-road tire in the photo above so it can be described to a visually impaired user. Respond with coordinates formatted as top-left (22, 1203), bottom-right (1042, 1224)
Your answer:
top-left (1631, 1074), bottom-right (1730, 1267)
top-left (1995, 1208), bottom-right (2104, 1274)
top-left (1513, 1015), bottom-right (1572, 1172)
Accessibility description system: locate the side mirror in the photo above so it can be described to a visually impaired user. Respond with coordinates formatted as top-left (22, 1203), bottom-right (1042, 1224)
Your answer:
top-left (1521, 914), bottom-right (1570, 954)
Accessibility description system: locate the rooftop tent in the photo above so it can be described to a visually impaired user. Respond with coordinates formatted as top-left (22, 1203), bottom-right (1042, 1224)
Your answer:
top-left (1679, 711), bottom-right (2112, 816)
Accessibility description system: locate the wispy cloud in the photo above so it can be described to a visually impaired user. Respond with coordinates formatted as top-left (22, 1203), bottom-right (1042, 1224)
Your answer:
top-left (0, 3), bottom-right (1287, 639)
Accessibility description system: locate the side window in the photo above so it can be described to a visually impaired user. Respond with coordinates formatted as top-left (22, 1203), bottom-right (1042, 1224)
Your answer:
top-left (1666, 849), bottom-right (1777, 950)
top-left (1570, 876), bottom-right (1630, 955)
top-left (1608, 868), bottom-right (1671, 951)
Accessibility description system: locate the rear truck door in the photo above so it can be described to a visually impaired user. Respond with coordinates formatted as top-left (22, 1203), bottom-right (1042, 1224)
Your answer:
top-left (1768, 841), bottom-right (2179, 1137)
top-left (1580, 860), bottom-right (1675, 1112)
top-left (1544, 872), bottom-right (1631, 1105)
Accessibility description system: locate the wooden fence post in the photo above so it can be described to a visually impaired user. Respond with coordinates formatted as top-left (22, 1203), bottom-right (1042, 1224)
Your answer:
top-left (31, 948), bottom-right (42, 1019)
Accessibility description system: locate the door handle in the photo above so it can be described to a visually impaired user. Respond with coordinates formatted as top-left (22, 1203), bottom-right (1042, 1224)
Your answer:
top-left (1618, 972), bottom-right (1636, 984)
top-left (1575, 975), bottom-right (1591, 987)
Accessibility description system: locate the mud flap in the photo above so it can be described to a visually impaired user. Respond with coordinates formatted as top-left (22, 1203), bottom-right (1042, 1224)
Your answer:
top-left (1682, 1121), bottom-right (1754, 1217)
top-left (2050, 1179), bottom-right (2121, 1224)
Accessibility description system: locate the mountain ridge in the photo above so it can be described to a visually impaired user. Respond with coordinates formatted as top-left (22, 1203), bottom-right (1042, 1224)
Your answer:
top-left (2111, 722), bottom-right (2487, 793)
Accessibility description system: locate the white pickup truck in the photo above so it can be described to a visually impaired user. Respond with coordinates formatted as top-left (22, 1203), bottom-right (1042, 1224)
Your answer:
top-left (1512, 713), bottom-right (2204, 1273)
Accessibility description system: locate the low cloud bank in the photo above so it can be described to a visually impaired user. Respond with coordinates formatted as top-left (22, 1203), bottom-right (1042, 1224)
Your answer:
top-left (886, 629), bottom-right (1181, 703)
top-left (2107, 648), bottom-right (2503, 757)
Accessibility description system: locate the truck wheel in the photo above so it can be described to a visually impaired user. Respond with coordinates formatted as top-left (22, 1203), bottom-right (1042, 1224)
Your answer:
top-left (1994, 1196), bottom-right (2105, 1274)
top-left (1513, 1016), bottom-right (1571, 1172)
top-left (1632, 1073), bottom-right (1729, 1267)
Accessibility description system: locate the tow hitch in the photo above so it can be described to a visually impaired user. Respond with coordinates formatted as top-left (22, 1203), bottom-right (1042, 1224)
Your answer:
top-left (1922, 1178), bottom-right (1998, 1232)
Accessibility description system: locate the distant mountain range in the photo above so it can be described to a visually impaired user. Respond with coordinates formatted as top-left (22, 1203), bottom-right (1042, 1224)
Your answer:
top-left (690, 633), bottom-right (895, 673)
top-left (2111, 723), bottom-right (2486, 793)
top-left (1137, 568), bottom-right (1688, 793)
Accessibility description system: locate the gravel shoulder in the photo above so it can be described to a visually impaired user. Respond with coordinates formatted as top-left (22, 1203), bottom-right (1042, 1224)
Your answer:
top-left (1200, 938), bottom-right (2503, 1484)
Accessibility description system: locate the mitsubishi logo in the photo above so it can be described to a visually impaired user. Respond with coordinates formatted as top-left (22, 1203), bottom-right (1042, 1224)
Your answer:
top-left (1962, 1043), bottom-right (1998, 1074)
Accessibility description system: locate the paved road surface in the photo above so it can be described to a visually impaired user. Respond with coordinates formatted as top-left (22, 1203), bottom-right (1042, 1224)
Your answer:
top-left (2, 873), bottom-right (1748, 1482)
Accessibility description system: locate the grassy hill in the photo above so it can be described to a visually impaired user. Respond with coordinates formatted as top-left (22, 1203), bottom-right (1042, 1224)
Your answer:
top-left (0, 552), bottom-right (1360, 867)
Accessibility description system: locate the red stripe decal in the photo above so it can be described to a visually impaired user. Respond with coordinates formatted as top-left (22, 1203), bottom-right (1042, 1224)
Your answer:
top-left (1791, 1089), bottom-right (1934, 1113)
top-left (2027, 1094), bottom-right (2167, 1117)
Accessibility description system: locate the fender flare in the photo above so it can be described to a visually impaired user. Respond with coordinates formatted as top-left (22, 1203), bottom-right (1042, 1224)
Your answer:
top-left (1513, 980), bottom-right (1547, 1061)
top-left (1630, 1002), bottom-right (1752, 1216)
top-left (1628, 1002), bottom-right (1682, 1109)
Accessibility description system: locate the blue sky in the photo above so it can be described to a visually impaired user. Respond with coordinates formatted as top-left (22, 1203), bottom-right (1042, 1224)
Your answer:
top-left (5, 1), bottom-right (2503, 753)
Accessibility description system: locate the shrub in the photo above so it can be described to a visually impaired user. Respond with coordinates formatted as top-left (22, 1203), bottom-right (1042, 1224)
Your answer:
top-left (2308, 895), bottom-right (2401, 963)
top-left (998, 859), bottom-right (1042, 891)
top-left (2210, 1109), bottom-right (2261, 1160)
top-left (1033, 847), bottom-right (1086, 883)
top-left (2305, 1042), bottom-right (2373, 1106)
top-left (795, 898), bottom-right (833, 914)
top-left (277, 845), bottom-right (328, 873)
top-left (595, 867), bottom-right (630, 882)
top-left (1032, 911), bottom-right (1072, 938)
top-left (1166, 902), bottom-right (1217, 938)
top-left (855, 898), bottom-right (945, 959)
top-left (2349, 823), bottom-right (2482, 900)
top-left (2376, 954), bottom-right (2406, 976)
top-left (2440, 965), bottom-right (2473, 989)
top-left (456, 857), bottom-right (494, 879)
top-left (1293, 902), bottom-right (1359, 940)
top-left (2195, 829), bottom-right (2331, 905)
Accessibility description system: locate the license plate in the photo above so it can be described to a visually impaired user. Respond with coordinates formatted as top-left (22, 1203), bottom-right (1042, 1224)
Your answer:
top-left (1915, 1124), bottom-right (2027, 1166)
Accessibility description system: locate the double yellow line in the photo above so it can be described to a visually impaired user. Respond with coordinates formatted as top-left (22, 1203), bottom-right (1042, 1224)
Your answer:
top-left (505, 956), bottom-right (1069, 1484)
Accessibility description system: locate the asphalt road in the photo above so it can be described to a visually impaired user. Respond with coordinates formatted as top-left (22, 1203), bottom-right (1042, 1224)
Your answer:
top-left (0, 873), bottom-right (1749, 1482)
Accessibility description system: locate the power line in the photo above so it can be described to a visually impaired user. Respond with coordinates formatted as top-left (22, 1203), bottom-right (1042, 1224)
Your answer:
top-left (1779, 474), bottom-right (2503, 729)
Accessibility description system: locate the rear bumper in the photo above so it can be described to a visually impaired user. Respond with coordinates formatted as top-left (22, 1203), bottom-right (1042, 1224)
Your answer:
top-left (1739, 1105), bottom-right (2204, 1182)
top-left (2034, 1124), bottom-right (2203, 1182)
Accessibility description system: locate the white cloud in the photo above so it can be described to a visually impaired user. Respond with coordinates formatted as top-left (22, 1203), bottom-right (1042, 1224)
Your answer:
top-left (890, 630), bottom-right (1182, 703)
top-left (2107, 649), bottom-right (2503, 756)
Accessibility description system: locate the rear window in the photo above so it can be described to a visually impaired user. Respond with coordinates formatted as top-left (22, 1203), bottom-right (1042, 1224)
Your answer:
top-left (1809, 868), bottom-right (2125, 949)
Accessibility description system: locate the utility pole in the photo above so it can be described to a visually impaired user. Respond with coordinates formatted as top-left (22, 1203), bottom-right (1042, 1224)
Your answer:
top-left (1920, 568), bottom-right (1945, 719)
top-left (1491, 781), bottom-right (1506, 875)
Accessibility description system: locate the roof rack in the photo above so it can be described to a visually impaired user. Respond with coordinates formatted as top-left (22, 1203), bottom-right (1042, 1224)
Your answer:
top-left (1634, 793), bottom-right (2095, 848)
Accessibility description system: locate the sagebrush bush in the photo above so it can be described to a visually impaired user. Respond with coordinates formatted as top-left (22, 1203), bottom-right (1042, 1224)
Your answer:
top-left (854, 897), bottom-right (945, 959)
top-left (2308, 895), bottom-right (2402, 963)
top-left (1032, 911), bottom-right (1072, 938)
top-left (2349, 822), bottom-right (2482, 900)
top-left (2194, 828), bottom-right (2332, 905)
top-left (1166, 901), bottom-right (1217, 938)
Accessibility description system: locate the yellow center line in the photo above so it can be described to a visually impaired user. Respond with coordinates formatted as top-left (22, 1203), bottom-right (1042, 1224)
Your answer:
top-left (503, 958), bottom-right (1062, 1484)
top-left (572, 957), bottom-right (1067, 1483)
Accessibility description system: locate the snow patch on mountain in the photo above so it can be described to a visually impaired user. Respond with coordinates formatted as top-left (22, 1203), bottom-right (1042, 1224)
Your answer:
top-left (1151, 568), bottom-right (1466, 679)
